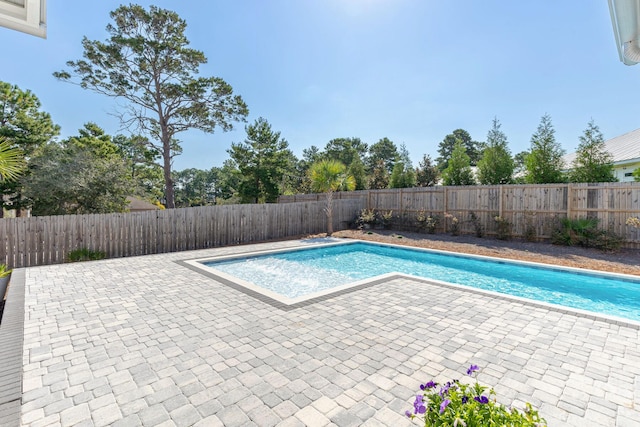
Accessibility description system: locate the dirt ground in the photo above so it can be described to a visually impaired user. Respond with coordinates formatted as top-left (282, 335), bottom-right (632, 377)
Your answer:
top-left (329, 229), bottom-right (640, 276)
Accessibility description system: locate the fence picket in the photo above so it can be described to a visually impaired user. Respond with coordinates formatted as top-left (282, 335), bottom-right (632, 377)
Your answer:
top-left (4, 183), bottom-right (640, 270)
top-left (282, 183), bottom-right (640, 245)
top-left (0, 200), bottom-right (361, 268)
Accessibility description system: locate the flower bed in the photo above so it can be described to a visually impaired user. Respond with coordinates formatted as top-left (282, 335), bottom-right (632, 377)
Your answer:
top-left (406, 365), bottom-right (546, 426)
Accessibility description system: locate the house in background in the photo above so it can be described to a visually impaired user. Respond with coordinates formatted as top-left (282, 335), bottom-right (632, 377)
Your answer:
top-left (573, 1), bottom-right (640, 181)
top-left (126, 196), bottom-right (161, 213)
top-left (0, 0), bottom-right (45, 37)
top-left (563, 128), bottom-right (640, 182)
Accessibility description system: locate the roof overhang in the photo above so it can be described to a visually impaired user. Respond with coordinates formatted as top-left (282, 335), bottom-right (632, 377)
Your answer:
top-left (613, 157), bottom-right (640, 166)
top-left (0, 0), bottom-right (46, 38)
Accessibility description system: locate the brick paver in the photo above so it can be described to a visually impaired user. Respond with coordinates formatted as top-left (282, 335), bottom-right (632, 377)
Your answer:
top-left (15, 239), bottom-right (640, 426)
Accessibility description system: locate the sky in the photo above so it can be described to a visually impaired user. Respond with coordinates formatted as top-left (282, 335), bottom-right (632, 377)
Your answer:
top-left (2, 0), bottom-right (639, 171)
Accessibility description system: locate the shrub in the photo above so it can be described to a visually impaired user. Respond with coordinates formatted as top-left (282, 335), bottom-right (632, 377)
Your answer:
top-left (594, 228), bottom-right (624, 252)
top-left (444, 213), bottom-right (459, 236)
top-left (68, 248), bottom-right (106, 262)
top-left (358, 209), bottom-right (377, 228)
top-left (380, 210), bottom-right (394, 229)
top-left (416, 209), bottom-right (440, 234)
top-left (0, 264), bottom-right (11, 278)
top-left (523, 211), bottom-right (537, 242)
top-left (552, 217), bottom-right (623, 251)
top-left (626, 217), bottom-right (640, 229)
top-left (424, 214), bottom-right (440, 234)
top-left (551, 217), bottom-right (599, 247)
top-left (551, 218), bottom-right (576, 246)
top-left (524, 224), bottom-right (537, 242)
top-left (406, 364), bottom-right (546, 427)
top-left (469, 211), bottom-right (484, 237)
top-left (426, 216), bottom-right (439, 234)
top-left (415, 209), bottom-right (428, 232)
top-left (493, 215), bottom-right (512, 240)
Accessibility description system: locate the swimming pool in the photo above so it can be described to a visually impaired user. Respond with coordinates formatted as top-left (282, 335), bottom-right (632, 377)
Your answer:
top-left (186, 240), bottom-right (640, 322)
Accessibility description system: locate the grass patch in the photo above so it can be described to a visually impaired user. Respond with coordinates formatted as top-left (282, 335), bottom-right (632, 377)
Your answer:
top-left (68, 248), bottom-right (107, 262)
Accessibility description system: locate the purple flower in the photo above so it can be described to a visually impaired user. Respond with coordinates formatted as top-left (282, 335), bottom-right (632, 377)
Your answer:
top-left (466, 364), bottom-right (479, 376)
top-left (420, 381), bottom-right (437, 390)
top-left (439, 399), bottom-right (451, 414)
top-left (405, 410), bottom-right (412, 418)
top-left (474, 395), bottom-right (489, 404)
top-left (439, 381), bottom-right (456, 397)
top-left (461, 395), bottom-right (469, 404)
top-left (413, 395), bottom-right (426, 414)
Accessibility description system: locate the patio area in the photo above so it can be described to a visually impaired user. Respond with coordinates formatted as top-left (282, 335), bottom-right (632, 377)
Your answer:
top-left (4, 239), bottom-right (640, 426)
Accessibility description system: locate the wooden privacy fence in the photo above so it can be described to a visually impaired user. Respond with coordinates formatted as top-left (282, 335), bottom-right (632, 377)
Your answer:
top-left (279, 183), bottom-right (640, 247)
top-left (0, 199), bottom-right (362, 269)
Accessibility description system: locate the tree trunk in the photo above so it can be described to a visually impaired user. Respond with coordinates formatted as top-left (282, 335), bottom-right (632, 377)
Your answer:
top-left (162, 138), bottom-right (175, 209)
top-left (326, 191), bottom-right (334, 236)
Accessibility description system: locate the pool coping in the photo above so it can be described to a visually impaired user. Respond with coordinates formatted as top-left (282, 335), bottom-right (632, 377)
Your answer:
top-left (178, 238), bottom-right (640, 329)
top-left (0, 268), bottom-right (25, 426)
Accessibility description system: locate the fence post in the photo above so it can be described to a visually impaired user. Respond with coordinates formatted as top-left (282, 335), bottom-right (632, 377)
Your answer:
top-left (499, 185), bottom-right (504, 218)
top-left (443, 186), bottom-right (448, 215)
top-left (566, 184), bottom-right (572, 219)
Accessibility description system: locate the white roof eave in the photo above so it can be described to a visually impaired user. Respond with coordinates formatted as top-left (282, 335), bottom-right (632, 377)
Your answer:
top-left (613, 157), bottom-right (640, 166)
top-left (0, 0), bottom-right (46, 38)
top-left (608, 0), bottom-right (640, 65)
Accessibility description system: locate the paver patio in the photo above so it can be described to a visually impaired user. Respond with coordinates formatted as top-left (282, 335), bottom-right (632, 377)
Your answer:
top-left (5, 239), bottom-right (640, 426)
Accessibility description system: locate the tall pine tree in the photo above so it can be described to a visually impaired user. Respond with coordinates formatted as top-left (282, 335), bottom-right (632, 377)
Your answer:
top-left (367, 137), bottom-right (398, 173)
top-left (389, 143), bottom-right (416, 188)
top-left (437, 129), bottom-right (481, 169)
top-left (477, 117), bottom-right (514, 184)
top-left (442, 140), bottom-right (476, 186)
top-left (415, 154), bottom-right (439, 187)
top-left (570, 120), bottom-right (616, 183)
top-left (369, 159), bottom-right (390, 189)
top-left (54, 4), bottom-right (248, 208)
top-left (524, 114), bottom-right (565, 184)
top-left (228, 118), bottom-right (293, 203)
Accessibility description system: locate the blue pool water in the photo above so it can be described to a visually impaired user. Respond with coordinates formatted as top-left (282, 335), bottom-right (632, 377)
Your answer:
top-left (203, 241), bottom-right (640, 321)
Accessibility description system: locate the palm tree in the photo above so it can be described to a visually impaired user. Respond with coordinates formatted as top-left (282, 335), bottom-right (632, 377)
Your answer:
top-left (309, 159), bottom-right (356, 236)
top-left (0, 137), bottom-right (25, 181)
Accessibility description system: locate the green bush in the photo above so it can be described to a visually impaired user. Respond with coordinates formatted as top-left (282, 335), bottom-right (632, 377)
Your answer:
top-left (416, 209), bottom-right (440, 233)
top-left (594, 228), bottom-right (624, 252)
top-left (68, 248), bottom-right (107, 262)
top-left (524, 212), bottom-right (537, 242)
top-left (444, 213), bottom-right (459, 236)
top-left (380, 210), bottom-right (394, 229)
top-left (524, 224), bottom-right (537, 242)
top-left (415, 209), bottom-right (428, 232)
top-left (469, 212), bottom-right (484, 238)
top-left (357, 209), bottom-right (377, 228)
top-left (0, 264), bottom-right (11, 278)
top-left (493, 216), bottom-right (512, 240)
top-left (551, 220), bottom-right (575, 246)
top-left (552, 217), bottom-right (623, 251)
top-left (406, 364), bottom-right (546, 426)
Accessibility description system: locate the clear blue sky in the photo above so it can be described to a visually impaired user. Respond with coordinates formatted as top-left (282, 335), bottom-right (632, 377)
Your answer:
top-left (2, 1), bottom-right (639, 170)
